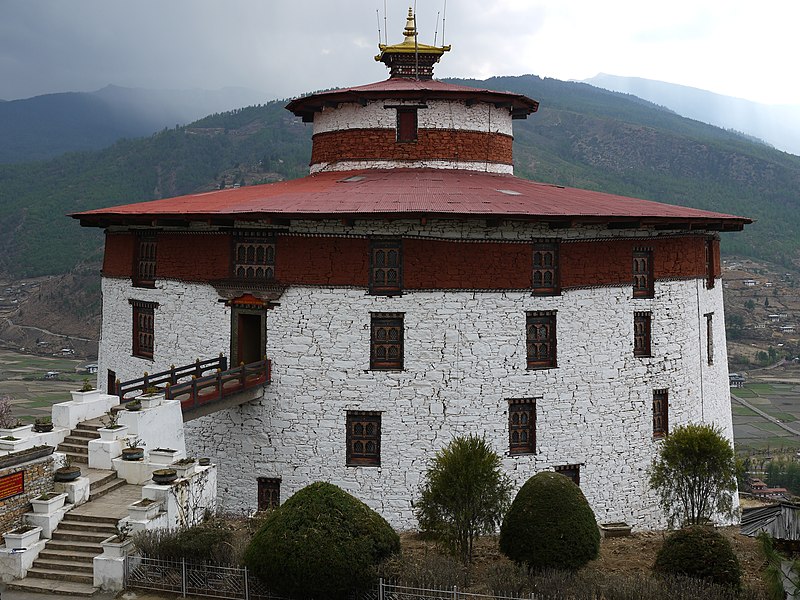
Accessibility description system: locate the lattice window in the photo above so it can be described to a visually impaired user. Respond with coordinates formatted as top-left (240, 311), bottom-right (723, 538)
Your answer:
top-left (396, 108), bottom-right (418, 142)
top-left (233, 233), bottom-right (275, 281)
top-left (634, 312), bottom-right (652, 357)
top-left (555, 464), bottom-right (581, 486)
top-left (370, 313), bottom-right (404, 370)
top-left (526, 311), bottom-right (556, 369)
top-left (509, 398), bottom-right (536, 455)
top-left (705, 238), bottom-right (716, 289)
top-left (346, 411), bottom-right (381, 466)
top-left (633, 249), bottom-right (654, 298)
top-left (653, 389), bottom-right (669, 438)
top-left (706, 313), bottom-right (714, 365)
top-left (133, 233), bottom-right (156, 288)
top-left (370, 239), bottom-right (403, 295)
top-left (130, 300), bottom-right (157, 359)
top-left (532, 241), bottom-right (559, 295)
top-left (257, 477), bottom-right (280, 511)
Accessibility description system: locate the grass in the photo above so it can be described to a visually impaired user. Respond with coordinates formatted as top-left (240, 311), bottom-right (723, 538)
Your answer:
top-left (732, 388), bottom-right (757, 398)
top-left (732, 405), bottom-right (759, 417)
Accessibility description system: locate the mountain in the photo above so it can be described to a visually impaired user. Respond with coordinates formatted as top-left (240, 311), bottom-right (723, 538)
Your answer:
top-left (0, 85), bottom-right (267, 163)
top-left (1, 74), bottom-right (800, 281)
top-left (584, 74), bottom-right (800, 156)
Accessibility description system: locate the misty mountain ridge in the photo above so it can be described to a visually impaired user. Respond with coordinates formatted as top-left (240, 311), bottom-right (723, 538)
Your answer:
top-left (584, 74), bottom-right (800, 156)
top-left (0, 85), bottom-right (267, 163)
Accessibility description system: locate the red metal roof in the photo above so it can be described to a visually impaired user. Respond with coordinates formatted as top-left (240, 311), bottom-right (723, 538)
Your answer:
top-left (286, 78), bottom-right (538, 121)
top-left (72, 169), bottom-right (751, 230)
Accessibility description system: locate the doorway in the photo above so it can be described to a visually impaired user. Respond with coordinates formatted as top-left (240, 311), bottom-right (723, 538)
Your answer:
top-left (231, 307), bottom-right (266, 366)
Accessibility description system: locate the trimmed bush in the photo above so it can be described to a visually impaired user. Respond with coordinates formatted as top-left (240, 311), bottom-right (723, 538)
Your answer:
top-left (653, 525), bottom-right (741, 590)
top-left (499, 471), bottom-right (599, 571)
top-left (244, 482), bottom-right (400, 599)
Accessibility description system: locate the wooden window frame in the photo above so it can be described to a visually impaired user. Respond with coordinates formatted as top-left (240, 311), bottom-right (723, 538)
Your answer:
top-left (256, 477), bottom-right (281, 511)
top-left (232, 232), bottom-right (276, 282)
top-left (370, 313), bottom-right (404, 370)
top-left (508, 398), bottom-right (536, 455)
top-left (706, 312), bottom-right (714, 365)
top-left (346, 411), bottom-right (381, 467)
top-left (526, 311), bottom-right (557, 369)
top-left (634, 311), bottom-right (652, 357)
top-left (705, 237), bottom-right (716, 289)
top-left (633, 249), bottom-right (654, 298)
top-left (555, 464), bottom-right (581, 486)
top-left (532, 241), bottom-right (560, 295)
top-left (133, 233), bottom-right (157, 288)
top-left (653, 389), bottom-right (669, 439)
top-left (396, 108), bottom-right (418, 142)
top-left (369, 239), bottom-right (403, 295)
top-left (130, 300), bottom-right (157, 360)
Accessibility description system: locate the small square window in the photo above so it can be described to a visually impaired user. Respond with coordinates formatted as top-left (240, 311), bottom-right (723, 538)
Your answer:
top-left (370, 239), bottom-right (402, 295)
top-left (133, 233), bottom-right (156, 288)
top-left (509, 398), bottom-right (536, 455)
top-left (532, 241), bottom-right (559, 295)
top-left (634, 312), bottom-right (652, 357)
top-left (396, 108), bottom-right (418, 142)
top-left (526, 311), bottom-right (557, 369)
top-left (130, 300), bottom-right (157, 359)
top-left (257, 477), bottom-right (280, 510)
top-left (633, 249), bottom-right (654, 298)
top-left (371, 313), bottom-right (404, 370)
top-left (346, 411), bottom-right (381, 466)
top-left (653, 389), bottom-right (669, 438)
top-left (555, 464), bottom-right (581, 486)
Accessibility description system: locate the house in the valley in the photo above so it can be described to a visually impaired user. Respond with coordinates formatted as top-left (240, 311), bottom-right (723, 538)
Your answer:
top-left (71, 10), bottom-right (750, 530)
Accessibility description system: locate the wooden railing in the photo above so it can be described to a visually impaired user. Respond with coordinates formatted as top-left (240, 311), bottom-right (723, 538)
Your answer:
top-left (114, 355), bottom-right (228, 402)
top-left (165, 358), bottom-right (271, 413)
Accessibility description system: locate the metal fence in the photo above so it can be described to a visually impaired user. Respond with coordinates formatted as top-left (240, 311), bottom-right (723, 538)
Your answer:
top-left (380, 582), bottom-right (538, 600)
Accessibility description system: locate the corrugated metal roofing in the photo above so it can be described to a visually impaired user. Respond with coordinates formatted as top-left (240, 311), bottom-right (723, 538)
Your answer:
top-left (741, 503), bottom-right (800, 540)
top-left (72, 168), bottom-right (751, 229)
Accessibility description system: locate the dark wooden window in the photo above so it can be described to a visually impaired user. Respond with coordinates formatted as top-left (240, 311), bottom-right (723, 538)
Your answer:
top-left (257, 477), bottom-right (280, 510)
top-left (396, 108), bottom-right (418, 142)
top-left (705, 238), bottom-right (716, 289)
top-left (346, 411), bottom-right (381, 466)
top-left (370, 313), bottom-right (404, 370)
top-left (653, 389), bottom-right (669, 438)
top-left (706, 313), bottom-right (714, 365)
top-left (526, 311), bottom-right (556, 369)
top-left (532, 241), bottom-right (559, 295)
top-left (233, 233), bottom-right (275, 281)
top-left (130, 300), bottom-right (157, 359)
top-left (634, 312), bottom-right (651, 357)
top-left (555, 464), bottom-right (581, 486)
top-left (370, 239), bottom-right (402, 295)
top-left (633, 249), bottom-right (654, 298)
top-left (509, 398), bottom-right (536, 455)
top-left (133, 234), bottom-right (156, 288)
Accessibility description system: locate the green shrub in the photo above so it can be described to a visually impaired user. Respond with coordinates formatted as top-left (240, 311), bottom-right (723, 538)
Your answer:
top-left (653, 526), bottom-right (741, 590)
top-left (499, 471), bottom-right (599, 571)
top-left (244, 482), bottom-right (400, 599)
top-left (133, 520), bottom-right (237, 565)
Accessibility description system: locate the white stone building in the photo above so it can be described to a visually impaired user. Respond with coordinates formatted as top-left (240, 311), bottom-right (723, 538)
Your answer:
top-left (73, 12), bottom-right (750, 529)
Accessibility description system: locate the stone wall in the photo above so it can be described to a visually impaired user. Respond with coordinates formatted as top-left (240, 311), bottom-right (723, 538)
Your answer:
top-left (0, 456), bottom-right (54, 537)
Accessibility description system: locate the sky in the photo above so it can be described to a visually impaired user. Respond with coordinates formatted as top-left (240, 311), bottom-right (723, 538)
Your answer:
top-left (1, 0), bottom-right (799, 108)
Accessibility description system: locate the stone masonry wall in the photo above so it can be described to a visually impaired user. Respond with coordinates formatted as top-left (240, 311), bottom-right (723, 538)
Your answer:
top-left (0, 456), bottom-right (54, 537)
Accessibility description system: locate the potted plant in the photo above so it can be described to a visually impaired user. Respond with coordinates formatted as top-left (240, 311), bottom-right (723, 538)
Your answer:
top-left (0, 419), bottom-right (33, 439)
top-left (98, 410), bottom-right (128, 441)
top-left (172, 457), bottom-right (196, 478)
top-left (101, 521), bottom-right (134, 557)
top-left (149, 448), bottom-right (178, 465)
top-left (128, 497), bottom-right (161, 520)
top-left (3, 524), bottom-right (43, 549)
top-left (54, 456), bottom-right (81, 482)
top-left (122, 436), bottom-right (145, 461)
top-left (33, 416), bottom-right (53, 433)
top-left (30, 491), bottom-right (67, 514)
top-left (125, 399), bottom-right (142, 412)
top-left (198, 457), bottom-right (211, 466)
top-left (138, 385), bottom-right (164, 409)
top-left (152, 468), bottom-right (178, 485)
top-left (70, 378), bottom-right (101, 403)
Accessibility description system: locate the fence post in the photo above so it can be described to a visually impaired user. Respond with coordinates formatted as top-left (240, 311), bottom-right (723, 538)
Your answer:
top-left (453, 585), bottom-right (458, 600)
top-left (379, 577), bottom-right (384, 600)
top-left (182, 557), bottom-right (187, 598)
top-left (244, 565), bottom-right (249, 600)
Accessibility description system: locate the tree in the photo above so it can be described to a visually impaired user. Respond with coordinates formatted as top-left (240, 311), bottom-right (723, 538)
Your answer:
top-left (415, 434), bottom-right (512, 563)
top-left (649, 424), bottom-right (737, 527)
top-left (499, 471), bottom-right (599, 571)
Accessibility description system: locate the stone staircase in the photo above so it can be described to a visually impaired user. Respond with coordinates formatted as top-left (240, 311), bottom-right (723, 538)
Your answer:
top-left (56, 420), bottom-right (102, 465)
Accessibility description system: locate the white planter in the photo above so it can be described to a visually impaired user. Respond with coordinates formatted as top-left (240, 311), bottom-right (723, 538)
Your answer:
top-left (172, 461), bottom-right (196, 478)
top-left (0, 437), bottom-right (33, 452)
top-left (0, 424), bottom-right (34, 438)
top-left (128, 498), bottom-right (161, 521)
top-left (70, 388), bottom-right (102, 403)
top-left (101, 535), bottom-right (134, 558)
top-left (30, 492), bottom-right (68, 515)
top-left (137, 393), bottom-right (165, 409)
top-left (149, 448), bottom-right (179, 465)
top-left (98, 425), bottom-right (129, 441)
top-left (3, 525), bottom-right (42, 549)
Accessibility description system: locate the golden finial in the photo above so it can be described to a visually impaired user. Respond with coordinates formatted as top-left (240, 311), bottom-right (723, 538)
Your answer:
top-left (402, 7), bottom-right (416, 43)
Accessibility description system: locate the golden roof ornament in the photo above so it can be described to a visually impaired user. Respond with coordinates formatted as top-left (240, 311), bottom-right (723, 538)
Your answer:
top-left (375, 7), bottom-right (451, 80)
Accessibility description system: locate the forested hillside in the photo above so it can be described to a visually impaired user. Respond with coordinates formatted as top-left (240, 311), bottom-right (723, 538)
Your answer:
top-left (2, 74), bottom-right (800, 280)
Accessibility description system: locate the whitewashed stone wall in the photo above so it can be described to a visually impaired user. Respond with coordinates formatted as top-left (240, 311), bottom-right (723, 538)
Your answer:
top-left (310, 159), bottom-right (513, 175)
top-left (312, 100), bottom-right (514, 136)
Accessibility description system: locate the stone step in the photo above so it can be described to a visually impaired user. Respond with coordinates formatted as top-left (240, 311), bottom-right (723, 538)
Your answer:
top-left (91, 477), bottom-right (127, 500)
top-left (63, 433), bottom-right (99, 444)
top-left (42, 539), bottom-right (103, 555)
top-left (76, 421), bottom-right (102, 431)
top-left (32, 557), bottom-right (94, 574)
top-left (57, 442), bottom-right (89, 454)
top-left (89, 471), bottom-right (118, 490)
top-left (65, 452), bottom-right (89, 464)
top-left (38, 548), bottom-right (98, 563)
top-left (52, 529), bottom-right (110, 544)
top-left (25, 566), bottom-right (94, 585)
top-left (56, 520), bottom-right (116, 535)
top-left (6, 577), bottom-right (97, 597)
top-left (64, 513), bottom-right (120, 526)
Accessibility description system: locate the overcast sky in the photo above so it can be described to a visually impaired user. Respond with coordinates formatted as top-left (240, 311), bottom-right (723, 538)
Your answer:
top-left (1, 0), bottom-right (798, 107)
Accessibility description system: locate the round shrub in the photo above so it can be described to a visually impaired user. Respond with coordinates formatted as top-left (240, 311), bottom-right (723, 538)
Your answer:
top-left (243, 482), bottom-right (400, 599)
top-left (499, 471), bottom-right (599, 571)
top-left (653, 525), bottom-right (741, 590)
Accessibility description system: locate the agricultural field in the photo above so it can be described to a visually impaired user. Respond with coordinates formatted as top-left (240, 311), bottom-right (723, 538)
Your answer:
top-left (0, 348), bottom-right (90, 423)
top-left (731, 380), bottom-right (800, 452)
